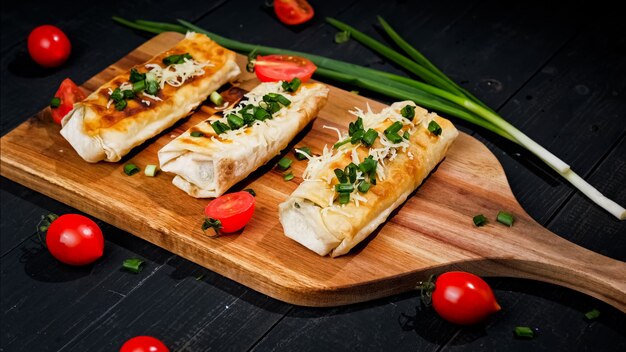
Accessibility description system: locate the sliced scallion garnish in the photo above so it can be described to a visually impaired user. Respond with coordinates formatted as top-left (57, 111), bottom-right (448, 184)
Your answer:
top-left (473, 214), bottom-right (488, 227)
top-left (244, 188), bottom-right (256, 196)
top-left (334, 30), bottom-right (351, 44)
top-left (277, 157), bottom-right (293, 171)
top-left (110, 88), bottom-right (124, 102)
top-left (335, 183), bottom-right (354, 193)
top-left (145, 80), bottom-right (159, 96)
top-left (401, 104), bottom-right (415, 120)
top-left (129, 68), bottom-right (146, 83)
top-left (50, 97), bottom-right (61, 108)
top-left (428, 120), bottom-right (442, 136)
top-left (338, 192), bottom-right (350, 204)
top-left (211, 121), bottom-right (230, 135)
top-left (384, 121), bottom-right (403, 135)
top-left (226, 114), bottom-right (244, 129)
top-left (333, 138), bottom-right (351, 149)
top-left (163, 53), bottom-right (193, 65)
top-left (144, 164), bottom-right (158, 177)
top-left (281, 77), bottom-right (301, 92)
top-left (496, 211), bottom-right (514, 227)
top-left (294, 147), bottom-right (311, 160)
top-left (584, 309), bottom-right (600, 321)
top-left (132, 80), bottom-right (146, 93)
top-left (284, 172), bottom-right (294, 181)
top-left (403, 131), bottom-right (410, 140)
top-left (122, 89), bottom-right (135, 99)
top-left (190, 131), bottom-right (204, 137)
top-left (362, 129), bottom-right (378, 146)
top-left (357, 181), bottom-right (371, 193)
top-left (513, 327), bottom-right (535, 339)
top-left (210, 91), bottom-right (224, 106)
top-left (202, 217), bottom-right (222, 236)
top-left (123, 163), bottom-right (140, 176)
top-left (122, 258), bottom-right (145, 274)
top-left (114, 99), bottom-right (127, 111)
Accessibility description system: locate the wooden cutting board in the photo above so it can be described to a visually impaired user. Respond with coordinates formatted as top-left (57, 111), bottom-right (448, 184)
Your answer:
top-left (2, 32), bottom-right (624, 311)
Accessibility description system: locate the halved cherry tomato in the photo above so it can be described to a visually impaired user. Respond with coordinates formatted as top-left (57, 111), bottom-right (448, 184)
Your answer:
top-left (50, 78), bottom-right (86, 124)
top-left (120, 336), bottom-right (169, 352)
top-left (431, 271), bottom-right (501, 325)
top-left (44, 214), bottom-right (104, 266)
top-left (27, 25), bottom-right (72, 67)
top-left (274, 0), bottom-right (314, 25)
top-left (254, 55), bottom-right (317, 83)
top-left (204, 191), bottom-right (256, 233)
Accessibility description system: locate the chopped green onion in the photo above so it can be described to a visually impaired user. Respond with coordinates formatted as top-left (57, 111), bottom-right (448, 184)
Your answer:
top-left (401, 104), bottom-right (415, 120)
top-left (211, 121), bottom-right (230, 135)
top-left (497, 211), bottom-right (515, 227)
top-left (122, 258), bottom-right (145, 274)
top-left (210, 91), bottom-right (224, 106)
top-left (254, 107), bottom-right (271, 121)
top-left (338, 192), bottom-right (350, 204)
top-left (244, 188), bottom-right (256, 196)
top-left (50, 97), bottom-right (61, 108)
top-left (163, 53), bottom-right (192, 65)
top-left (190, 131), bottom-right (204, 137)
top-left (513, 327), bottom-right (535, 339)
top-left (110, 88), bottom-right (124, 102)
top-left (335, 30), bottom-right (351, 44)
top-left (202, 217), bottom-right (222, 236)
top-left (264, 93), bottom-right (290, 106)
top-left (276, 94), bottom-right (291, 106)
top-left (115, 99), bottom-right (128, 111)
top-left (473, 214), bottom-right (488, 227)
top-left (294, 147), bottom-right (311, 160)
top-left (132, 80), bottom-right (146, 93)
top-left (428, 120), bottom-right (442, 136)
top-left (122, 89), bottom-right (135, 99)
top-left (123, 163), bottom-right (140, 176)
top-left (345, 163), bottom-right (358, 183)
top-left (385, 121), bottom-right (403, 135)
top-left (334, 168), bottom-right (347, 183)
top-left (362, 129), bottom-right (378, 146)
top-left (335, 183), bottom-right (354, 193)
top-left (129, 68), bottom-right (146, 83)
top-left (385, 131), bottom-right (403, 144)
top-left (357, 181), bottom-right (371, 193)
top-left (584, 309), bottom-right (600, 321)
top-left (349, 117), bottom-right (364, 136)
top-left (350, 90), bottom-right (359, 95)
top-left (145, 80), bottom-right (159, 96)
top-left (266, 101), bottom-right (281, 114)
top-left (350, 129), bottom-right (364, 144)
top-left (284, 172), bottom-right (294, 181)
top-left (281, 77), bottom-right (301, 92)
top-left (277, 157), bottom-right (293, 171)
top-left (226, 114), bottom-right (244, 129)
top-left (144, 164), bottom-right (158, 177)
top-left (403, 131), bottom-right (410, 140)
top-left (358, 156), bottom-right (377, 174)
top-left (333, 138), bottom-right (351, 149)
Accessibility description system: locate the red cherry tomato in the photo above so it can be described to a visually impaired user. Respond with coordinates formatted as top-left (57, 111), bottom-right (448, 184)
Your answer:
top-left (27, 25), bottom-right (71, 67)
top-left (431, 271), bottom-right (501, 325)
top-left (120, 336), bottom-right (169, 352)
top-left (45, 214), bottom-right (104, 266)
top-left (254, 55), bottom-right (317, 83)
top-left (274, 0), bottom-right (314, 25)
top-left (50, 78), bottom-right (86, 124)
top-left (204, 191), bottom-right (256, 233)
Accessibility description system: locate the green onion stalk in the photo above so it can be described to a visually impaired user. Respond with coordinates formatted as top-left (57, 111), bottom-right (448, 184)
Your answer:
top-left (112, 16), bottom-right (626, 220)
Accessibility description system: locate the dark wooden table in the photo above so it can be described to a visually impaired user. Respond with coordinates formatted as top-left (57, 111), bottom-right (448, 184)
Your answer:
top-left (2, 0), bottom-right (625, 351)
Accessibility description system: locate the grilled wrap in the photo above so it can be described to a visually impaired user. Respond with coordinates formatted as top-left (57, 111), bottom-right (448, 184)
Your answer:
top-left (158, 81), bottom-right (329, 198)
top-left (279, 101), bottom-right (458, 257)
top-left (60, 32), bottom-right (240, 162)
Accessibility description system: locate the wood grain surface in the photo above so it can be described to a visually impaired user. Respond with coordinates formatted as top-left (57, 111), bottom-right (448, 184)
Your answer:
top-left (1, 32), bottom-right (624, 311)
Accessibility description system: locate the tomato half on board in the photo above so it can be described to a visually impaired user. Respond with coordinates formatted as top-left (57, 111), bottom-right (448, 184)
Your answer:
top-left (274, 0), bottom-right (314, 25)
top-left (204, 191), bottom-right (256, 234)
top-left (254, 55), bottom-right (317, 83)
top-left (50, 78), bottom-right (86, 124)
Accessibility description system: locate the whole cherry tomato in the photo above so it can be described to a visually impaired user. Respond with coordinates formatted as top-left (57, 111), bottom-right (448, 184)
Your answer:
top-left (27, 25), bottom-right (72, 68)
top-left (120, 336), bottom-right (169, 352)
top-left (430, 271), bottom-right (501, 325)
top-left (44, 214), bottom-right (104, 266)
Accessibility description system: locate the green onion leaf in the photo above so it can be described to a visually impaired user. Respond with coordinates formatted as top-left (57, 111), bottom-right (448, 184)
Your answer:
top-left (210, 91), bottom-right (224, 106)
top-left (350, 129), bottom-right (364, 144)
top-left (226, 114), bottom-right (244, 129)
top-left (335, 183), bottom-right (354, 193)
top-left (129, 68), bottom-right (146, 83)
top-left (110, 88), bottom-right (124, 102)
top-left (401, 104), bottom-right (415, 120)
top-left (123, 163), bottom-right (140, 176)
top-left (497, 211), bottom-right (515, 227)
top-left (144, 164), bottom-right (158, 177)
top-left (284, 171), bottom-right (295, 181)
top-left (333, 138), bottom-right (351, 149)
top-left (211, 121), bottom-right (230, 135)
top-left (122, 89), bottom-right (135, 99)
top-left (254, 107), bottom-right (271, 121)
top-left (115, 99), bottom-right (128, 111)
top-left (334, 168), bottom-right (347, 183)
top-left (281, 77), bottom-right (301, 92)
top-left (403, 131), bottom-right (410, 140)
top-left (294, 147), bottom-right (312, 160)
top-left (473, 214), bottom-right (488, 227)
top-left (145, 80), bottom-right (159, 96)
top-left (358, 156), bottom-right (377, 174)
top-left (50, 97), bottom-right (61, 109)
top-left (338, 192), bottom-right (350, 204)
top-left (428, 120), bottom-right (442, 136)
top-left (584, 309), bottom-right (600, 321)
top-left (244, 188), bottom-right (256, 197)
top-left (122, 258), bottom-right (145, 274)
top-left (277, 157), bottom-right (293, 171)
top-left (357, 181), bottom-right (371, 193)
top-left (163, 53), bottom-right (193, 65)
top-left (385, 131), bottom-right (403, 144)
top-left (345, 163), bottom-right (358, 183)
top-left (132, 80), bottom-right (146, 93)
top-left (362, 129), bottom-right (378, 147)
top-left (275, 94), bottom-right (291, 106)
top-left (385, 121), bottom-right (403, 135)
top-left (513, 326), bottom-right (535, 339)
top-left (335, 30), bottom-right (351, 44)
top-left (202, 217), bottom-right (222, 236)
top-left (190, 131), bottom-right (204, 137)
